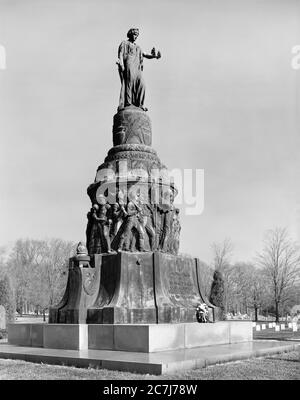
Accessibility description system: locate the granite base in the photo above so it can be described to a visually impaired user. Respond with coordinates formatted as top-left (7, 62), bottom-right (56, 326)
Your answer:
top-left (8, 321), bottom-right (252, 353)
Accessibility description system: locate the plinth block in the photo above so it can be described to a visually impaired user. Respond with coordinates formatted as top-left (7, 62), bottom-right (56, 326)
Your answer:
top-left (8, 323), bottom-right (44, 347)
top-left (88, 321), bottom-right (253, 353)
top-left (88, 324), bottom-right (114, 350)
top-left (185, 322), bottom-right (230, 348)
top-left (113, 324), bottom-right (186, 352)
top-left (43, 324), bottom-right (88, 350)
top-left (8, 321), bottom-right (253, 353)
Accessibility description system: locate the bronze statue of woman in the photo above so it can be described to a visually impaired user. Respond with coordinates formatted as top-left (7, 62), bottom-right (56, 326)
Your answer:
top-left (117, 28), bottom-right (161, 111)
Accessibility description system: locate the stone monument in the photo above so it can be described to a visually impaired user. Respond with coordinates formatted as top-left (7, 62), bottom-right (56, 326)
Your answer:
top-left (49, 27), bottom-right (219, 326)
top-left (6, 29), bottom-right (253, 370)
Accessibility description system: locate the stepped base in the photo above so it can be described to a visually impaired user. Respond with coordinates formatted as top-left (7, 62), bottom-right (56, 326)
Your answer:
top-left (0, 339), bottom-right (297, 375)
top-left (8, 321), bottom-right (252, 353)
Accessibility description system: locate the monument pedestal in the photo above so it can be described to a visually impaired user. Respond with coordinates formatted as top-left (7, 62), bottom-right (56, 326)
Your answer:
top-left (49, 251), bottom-right (220, 325)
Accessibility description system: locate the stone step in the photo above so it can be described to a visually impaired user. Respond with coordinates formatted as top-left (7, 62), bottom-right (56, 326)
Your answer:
top-left (0, 340), bottom-right (298, 375)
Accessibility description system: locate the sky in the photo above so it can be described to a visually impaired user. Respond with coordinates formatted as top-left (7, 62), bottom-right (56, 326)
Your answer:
top-left (0, 0), bottom-right (300, 264)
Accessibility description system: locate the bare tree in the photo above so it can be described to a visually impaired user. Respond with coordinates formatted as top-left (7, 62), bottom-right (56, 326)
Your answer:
top-left (211, 238), bottom-right (234, 313)
top-left (197, 260), bottom-right (214, 299)
top-left (37, 238), bottom-right (74, 313)
top-left (230, 262), bottom-right (269, 320)
top-left (6, 239), bottom-right (43, 314)
top-left (5, 238), bottom-right (75, 318)
top-left (211, 238), bottom-right (233, 270)
top-left (257, 227), bottom-right (300, 322)
top-left (249, 268), bottom-right (269, 322)
top-left (228, 262), bottom-right (252, 315)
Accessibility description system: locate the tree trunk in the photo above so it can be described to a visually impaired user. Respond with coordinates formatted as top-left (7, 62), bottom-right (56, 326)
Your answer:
top-left (43, 309), bottom-right (46, 322)
top-left (275, 301), bottom-right (279, 323)
top-left (254, 307), bottom-right (258, 322)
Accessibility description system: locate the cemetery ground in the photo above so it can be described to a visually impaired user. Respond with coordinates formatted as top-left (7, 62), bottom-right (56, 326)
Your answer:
top-left (254, 328), bottom-right (300, 341)
top-left (0, 325), bottom-right (299, 380)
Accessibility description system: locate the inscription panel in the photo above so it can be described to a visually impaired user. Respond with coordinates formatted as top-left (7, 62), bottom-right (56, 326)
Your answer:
top-left (157, 253), bottom-right (200, 307)
top-left (169, 271), bottom-right (195, 297)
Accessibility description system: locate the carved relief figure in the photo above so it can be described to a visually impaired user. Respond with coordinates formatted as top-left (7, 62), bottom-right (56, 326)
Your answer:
top-left (109, 190), bottom-right (127, 240)
top-left (160, 190), bottom-right (175, 252)
top-left (97, 195), bottom-right (113, 253)
top-left (137, 192), bottom-right (156, 251)
top-left (171, 208), bottom-right (181, 254)
top-left (86, 204), bottom-right (102, 254)
top-left (118, 191), bottom-right (146, 251)
top-left (117, 28), bottom-right (161, 111)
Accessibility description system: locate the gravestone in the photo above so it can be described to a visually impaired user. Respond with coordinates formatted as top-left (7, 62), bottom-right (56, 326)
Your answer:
top-left (268, 323), bottom-right (273, 328)
top-left (275, 325), bottom-right (280, 332)
top-left (261, 324), bottom-right (266, 330)
top-left (288, 322), bottom-right (292, 329)
top-left (0, 305), bottom-right (5, 330)
top-left (280, 324), bottom-right (285, 330)
top-left (292, 324), bottom-right (298, 332)
top-left (255, 325), bottom-right (261, 331)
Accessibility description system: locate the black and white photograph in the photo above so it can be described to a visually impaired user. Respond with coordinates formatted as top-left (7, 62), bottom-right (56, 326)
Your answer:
top-left (0, 0), bottom-right (299, 386)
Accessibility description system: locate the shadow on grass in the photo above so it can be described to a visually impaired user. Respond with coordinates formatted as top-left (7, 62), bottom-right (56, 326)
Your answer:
top-left (264, 357), bottom-right (299, 363)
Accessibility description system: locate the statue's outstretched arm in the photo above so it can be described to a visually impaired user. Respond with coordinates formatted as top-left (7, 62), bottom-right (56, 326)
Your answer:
top-left (143, 47), bottom-right (161, 59)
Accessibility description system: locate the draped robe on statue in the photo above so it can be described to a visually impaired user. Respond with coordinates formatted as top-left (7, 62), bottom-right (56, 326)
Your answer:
top-left (118, 40), bottom-right (145, 109)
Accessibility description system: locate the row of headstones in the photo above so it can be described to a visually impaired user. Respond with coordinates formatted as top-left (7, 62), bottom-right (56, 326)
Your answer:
top-left (252, 321), bottom-right (298, 332)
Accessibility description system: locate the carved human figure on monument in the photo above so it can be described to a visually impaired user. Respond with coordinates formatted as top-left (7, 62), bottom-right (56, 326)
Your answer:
top-left (97, 195), bottom-right (113, 253)
top-left (86, 206), bottom-right (94, 251)
top-left (117, 28), bottom-right (161, 111)
top-left (154, 206), bottom-right (164, 250)
top-left (160, 190), bottom-right (175, 252)
top-left (171, 208), bottom-right (181, 254)
top-left (137, 192), bottom-right (156, 251)
top-left (117, 191), bottom-right (146, 252)
top-left (109, 190), bottom-right (127, 240)
top-left (86, 204), bottom-right (102, 254)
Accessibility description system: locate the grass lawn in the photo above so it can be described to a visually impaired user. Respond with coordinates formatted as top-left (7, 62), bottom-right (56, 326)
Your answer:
top-left (253, 327), bottom-right (300, 341)
top-left (0, 350), bottom-right (299, 380)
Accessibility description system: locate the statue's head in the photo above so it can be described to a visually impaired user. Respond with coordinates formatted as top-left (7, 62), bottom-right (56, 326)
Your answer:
top-left (128, 188), bottom-right (139, 202)
top-left (127, 28), bottom-right (139, 42)
top-left (92, 203), bottom-right (99, 210)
